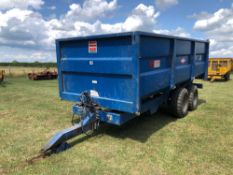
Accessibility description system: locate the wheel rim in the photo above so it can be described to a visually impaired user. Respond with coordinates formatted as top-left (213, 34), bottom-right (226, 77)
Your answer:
top-left (193, 92), bottom-right (198, 107)
top-left (182, 94), bottom-right (189, 114)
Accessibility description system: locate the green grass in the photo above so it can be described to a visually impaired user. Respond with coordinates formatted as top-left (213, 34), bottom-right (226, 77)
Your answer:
top-left (0, 77), bottom-right (233, 175)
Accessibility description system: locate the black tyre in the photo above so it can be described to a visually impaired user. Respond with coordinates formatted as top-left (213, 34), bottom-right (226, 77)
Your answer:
top-left (224, 73), bottom-right (230, 81)
top-left (170, 88), bottom-right (189, 118)
top-left (188, 85), bottom-right (198, 111)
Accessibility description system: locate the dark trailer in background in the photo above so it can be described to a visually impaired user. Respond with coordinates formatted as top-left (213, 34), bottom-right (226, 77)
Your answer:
top-left (41, 31), bottom-right (209, 155)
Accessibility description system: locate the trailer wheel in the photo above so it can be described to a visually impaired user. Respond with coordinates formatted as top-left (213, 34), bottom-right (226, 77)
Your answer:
top-left (171, 88), bottom-right (189, 118)
top-left (188, 85), bottom-right (198, 111)
top-left (224, 73), bottom-right (230, 81)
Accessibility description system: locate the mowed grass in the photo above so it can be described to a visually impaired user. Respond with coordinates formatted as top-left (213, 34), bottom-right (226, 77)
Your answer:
top-left (0, 76), bottom-right (233, 175)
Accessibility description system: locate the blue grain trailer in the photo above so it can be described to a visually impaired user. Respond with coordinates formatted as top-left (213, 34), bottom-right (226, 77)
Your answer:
top-left (41, 31), bottom-right (209, 155)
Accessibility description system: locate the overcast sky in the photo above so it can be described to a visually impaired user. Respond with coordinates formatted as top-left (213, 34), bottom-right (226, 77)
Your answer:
top-left (0, 0), bottom-right (233, 62)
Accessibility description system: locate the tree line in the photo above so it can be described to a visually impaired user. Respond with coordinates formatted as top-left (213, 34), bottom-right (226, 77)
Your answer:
top-left (0, 61), bottom-right (57, 68)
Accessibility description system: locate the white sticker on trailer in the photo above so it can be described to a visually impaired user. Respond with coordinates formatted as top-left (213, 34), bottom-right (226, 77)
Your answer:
top-left (92, 80), bottom-right (98, 84)
top-left (153, 60), bottom-right (160, 68)
top-left (150, 60), bottom-right (160, 68)
top-left (180, 57), bottom-right (186, 64)
top-left (89, 60), bottom-right (94, 65)
top-left (90, 90), bottom-right (99, 97)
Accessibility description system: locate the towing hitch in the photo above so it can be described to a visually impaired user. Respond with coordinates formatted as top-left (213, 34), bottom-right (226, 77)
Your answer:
top-left (40, 92), bottom-right (99, 156)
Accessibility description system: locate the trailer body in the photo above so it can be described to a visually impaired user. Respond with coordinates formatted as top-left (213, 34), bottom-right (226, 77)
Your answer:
top-left (56, 31), bottom-right (209, 125)
top-left (39, 32), bottom-right (209, 155)
top-left (208, 58), bottom-right (232, 81)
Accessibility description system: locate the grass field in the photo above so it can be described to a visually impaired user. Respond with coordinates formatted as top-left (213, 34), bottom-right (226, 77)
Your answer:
top-left (0, 76), bottom-right (233, 175)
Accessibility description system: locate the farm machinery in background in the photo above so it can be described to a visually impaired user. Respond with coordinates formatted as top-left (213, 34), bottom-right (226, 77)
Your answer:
top-left (0, 70), bottom-right (5, 83)
top-left (230, 57), bottom-right (233, 72)
top-left (208, 58), bottom-right (233, 81)
top-left (28, 69), bottom-right (58, 80)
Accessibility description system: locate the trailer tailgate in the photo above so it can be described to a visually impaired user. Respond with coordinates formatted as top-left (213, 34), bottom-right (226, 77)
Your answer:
top-left (56, 34), bottom-right (138, 113)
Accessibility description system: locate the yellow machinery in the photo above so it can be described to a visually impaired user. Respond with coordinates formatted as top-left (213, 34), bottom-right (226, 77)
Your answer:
top-left (232, 58), bottom-right (233, 71)
top-left (208, 58), bottom-right (232, 81)
top-left (0, 70), bottom-right (5, 83)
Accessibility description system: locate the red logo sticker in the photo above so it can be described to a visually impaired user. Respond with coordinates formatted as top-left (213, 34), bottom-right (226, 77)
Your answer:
top-left (149, 60), bottom-right (160, 68)
top-left (88, 41), bottom-right (97, 53)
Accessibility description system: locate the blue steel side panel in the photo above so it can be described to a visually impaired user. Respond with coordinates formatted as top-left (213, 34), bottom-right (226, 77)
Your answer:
top-left (174, 65), bottom-right (191, 83)
top-left (56, 40), bottom-right (63, 99)
top-left (204, 42), bottom-right (210, 79)
top-left (174, 39), bottom-right (192, 84)
top-left (138, 34), bottom-right (209, 114)
top-left (170, 39), bottom-right (176, 88)
top-left (139, 35), bottom-right (171, 98)
top-left (56, 34), bottom-right (139, 114)
top-left (140, 69), bottom-right (170, 97)
top-left (176, 40), bottom-right (191, 55)
top-left (56, 31), bottom-right (209, 115)
top-left (138, 34), bottom-right (209, 97)
top-left (61, 73), bottom-right (135, 112)
top-left (194, 62), bottom-right (205, 77)
top-left (190, 42), bottom-right (196, 80)
top-left (60, 37), bottom-right (133, 58)
top-left (195, 42), bottom-right (206, 54)
top-left (194, 41), bottom-right (208, 78)
top-left (133, 33), bottom-right (141, 113)
top-left (174, 39), bottom-right (208, 84)
top-left (61, 57), bottom-right (133, 75)
top-left (140, 36), bottom-right (171, 57)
